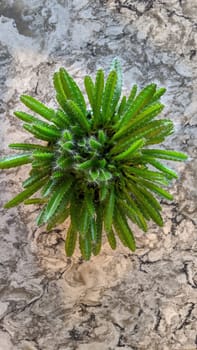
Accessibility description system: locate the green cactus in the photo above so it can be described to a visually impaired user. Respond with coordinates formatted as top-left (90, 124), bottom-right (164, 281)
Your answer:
top-left (0, 58), bottom-right (187, 260)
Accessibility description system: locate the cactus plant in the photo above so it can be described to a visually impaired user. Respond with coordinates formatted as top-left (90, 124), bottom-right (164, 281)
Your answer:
top-left (0, 58), bottom-right (187, 260)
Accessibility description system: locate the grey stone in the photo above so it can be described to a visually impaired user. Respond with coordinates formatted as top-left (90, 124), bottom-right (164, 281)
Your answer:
top-left (0, 1), bottom-right (196, 349)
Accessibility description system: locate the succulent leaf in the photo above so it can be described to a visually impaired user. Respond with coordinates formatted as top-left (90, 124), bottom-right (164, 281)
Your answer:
top-left (4, 178), bottom-right (48, 209)
top-left (117, 83), bottom-right (156, 130)
top-left (84, 75), bottom-right (95, 110)
top-left (104, 186), bottom-right (115, 234)
top-left (106, 228), bottom-right (117, 250)
top-left (0, 154), bottom-right (32, 169)
top-left (110, 57), bottom-right (123, 105)
top-left (44, 179), bottom-right (73, 222)
top-left (102, 70), bottom-right (117, 123)
top-left (65, 224), bottom-right (77, 257)
top-left (93, 69), bottom-right (105, 125)
top-left (20, 95), bottom-right (55, 121)
top-left (9, 143), bottom-right (52, 152)
top-left (59, 68), bottom-right (86, 114)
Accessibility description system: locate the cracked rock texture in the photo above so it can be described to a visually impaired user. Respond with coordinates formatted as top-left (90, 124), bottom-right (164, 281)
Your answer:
top-left (0, 1), bottom-right (196, 349)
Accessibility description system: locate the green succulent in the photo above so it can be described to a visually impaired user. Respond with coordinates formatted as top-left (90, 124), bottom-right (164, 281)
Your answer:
top-left (0, 58), bottom-right (187, 260)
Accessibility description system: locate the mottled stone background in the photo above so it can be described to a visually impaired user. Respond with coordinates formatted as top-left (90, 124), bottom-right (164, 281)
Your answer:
top-left (0, 1), bottom-right (197, 349)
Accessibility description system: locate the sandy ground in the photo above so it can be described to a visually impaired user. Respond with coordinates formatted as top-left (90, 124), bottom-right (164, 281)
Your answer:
top-left (0, 1), bottom-right (197, 349)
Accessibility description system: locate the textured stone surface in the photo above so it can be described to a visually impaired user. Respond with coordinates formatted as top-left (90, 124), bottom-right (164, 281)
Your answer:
top-left (0, 1), bottom-right (196, 349)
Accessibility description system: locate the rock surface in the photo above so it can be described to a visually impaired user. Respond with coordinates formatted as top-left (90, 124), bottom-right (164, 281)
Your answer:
top-left (0, 1), bottom-right (196, 349)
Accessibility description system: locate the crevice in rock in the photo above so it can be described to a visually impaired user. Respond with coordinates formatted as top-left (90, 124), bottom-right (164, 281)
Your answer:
top-left (114, 0), bottom-right (155, 16)
top-left (177, 302), bottom-right (195, 330)
top-left (117, 334), bottom-right (127, 347)
top-left (80, 302), bottom-right (102, 308)
top-left (181, 261), bottom-right (197, 289)
top-left (195, 334), bottom-right (197, 348)
top-left (154, 309), bottom-right (161, 332)
top-left (157, 0), bottom-right (196, 24)
top-left (112, 321), bottom-right (125, 331)
top-left (28, 337), bottom-right (42, 350)
top-left (69, 327), bottom-right (82, 341)
top-left (166, 8), bottom-right (194, 23)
